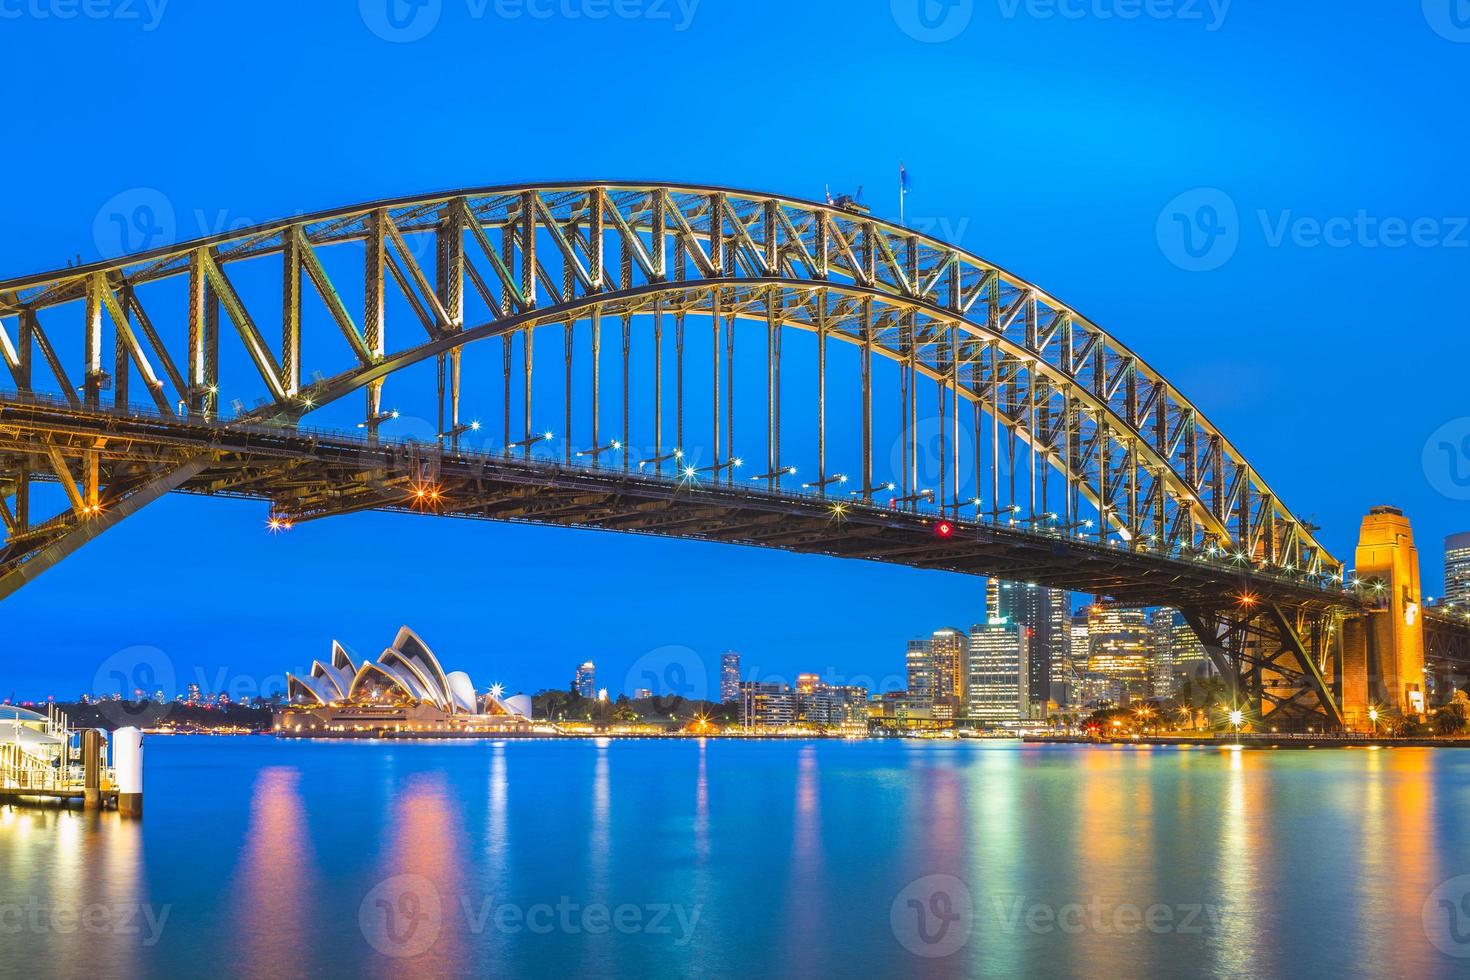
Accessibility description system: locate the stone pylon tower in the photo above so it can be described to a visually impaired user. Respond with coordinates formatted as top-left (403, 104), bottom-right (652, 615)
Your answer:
top-left (1341, 506), bottom-right (1426, 726)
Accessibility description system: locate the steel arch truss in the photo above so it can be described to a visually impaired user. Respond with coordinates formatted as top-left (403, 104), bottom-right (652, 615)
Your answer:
top-left (0, 182), bottom-right (1340, 595)
top-left (1179, 603), bottom-right (1345, 730)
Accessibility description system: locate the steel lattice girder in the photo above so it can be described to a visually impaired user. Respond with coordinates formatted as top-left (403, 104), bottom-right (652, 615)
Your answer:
top-left (0, 398), bottom-right (1351, 616)
top-left (0, 182), bottom-right (1339, 582)
top-left (1179, 603), bottom-right (1345, 729)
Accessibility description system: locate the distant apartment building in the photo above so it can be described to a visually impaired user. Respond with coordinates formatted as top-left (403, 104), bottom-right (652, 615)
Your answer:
top-left (573, 661), bottom-right (596, 699)
top-left (739, 681), bottom-right (796, 729)
top-left (720, 651), bottom-right (742, 703)
top-left (1447, 532), bottom-right (1470, 606)
top-left (738, 678), bottom-right (865, 730)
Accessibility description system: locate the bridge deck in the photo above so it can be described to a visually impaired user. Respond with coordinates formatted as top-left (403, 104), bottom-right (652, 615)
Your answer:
top-left (0, 398), bottom-right (1356, 612)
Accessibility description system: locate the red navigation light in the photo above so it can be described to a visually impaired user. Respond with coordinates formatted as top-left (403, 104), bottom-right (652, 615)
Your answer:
top-left (935, 520), bottom-right (955, 539)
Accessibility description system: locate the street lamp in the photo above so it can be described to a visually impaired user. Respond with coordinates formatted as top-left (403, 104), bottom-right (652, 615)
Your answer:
top-left (1228, 708), bottom-right (1243, 733)
top-left (1368, 706), bottom-right (1379, 736)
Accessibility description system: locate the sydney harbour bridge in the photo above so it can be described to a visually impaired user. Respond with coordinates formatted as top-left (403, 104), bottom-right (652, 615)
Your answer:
top-left (0, 181), bottom-right (1465, 729)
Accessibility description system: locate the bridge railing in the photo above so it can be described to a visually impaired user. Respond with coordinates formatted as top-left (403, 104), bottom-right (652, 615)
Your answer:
top-left (0, 387), bottom-right (1351, 597)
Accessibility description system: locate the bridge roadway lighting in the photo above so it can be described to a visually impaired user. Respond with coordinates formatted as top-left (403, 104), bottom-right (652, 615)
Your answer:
top-left (751, 465), bottom-right (798, 483)
top-left (802, 473), bottom-right (848, 492)
top-left (508, 431), bottom-right (553, 451)
top-left (640, 448), bottom-right (683, 472)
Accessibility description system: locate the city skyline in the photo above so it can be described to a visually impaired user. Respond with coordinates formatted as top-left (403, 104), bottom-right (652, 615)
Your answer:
top-left (3, 5), bottom-right (1468, 705)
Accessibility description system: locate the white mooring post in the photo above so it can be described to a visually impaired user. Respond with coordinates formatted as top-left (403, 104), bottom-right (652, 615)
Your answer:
top-left (113, 727), bottom-right (144, 818)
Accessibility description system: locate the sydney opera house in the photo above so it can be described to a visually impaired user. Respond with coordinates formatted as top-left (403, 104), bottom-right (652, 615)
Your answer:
top-left (279, 626), bottom-right (536, 735)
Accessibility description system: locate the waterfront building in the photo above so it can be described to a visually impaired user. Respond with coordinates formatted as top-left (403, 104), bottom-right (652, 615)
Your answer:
top-left (795, 673), bottom-right (820, 695)
top-left (829, 685), bottom-right (871, 728)
top-left (906, 638), bottom-right (931, 703)
top-left (966, 620), bottom-right (1030, 723)
top-left (930, 628), bottom-right (968, 720)
top-left (573, 661), bottom-right (596, 699)
top-left (720, 651), bottom-right (741, 703)
top-left (1086, 606), bottom-right (1151, 703)
top-left (281, 627), bottom-right (534, 735)
top-left (995, 581), bottom-right (1068, 717)
top-left (739, 681), bottom-right (796, 729)
top-left (1446, 532), bottom-right (1470, 607)
top-left (633, 688), bottom-right (653, 700)
top-left (1075, 671), bottom-right (1125, 711)
top-left (873, 691), bottom-right (938, 728)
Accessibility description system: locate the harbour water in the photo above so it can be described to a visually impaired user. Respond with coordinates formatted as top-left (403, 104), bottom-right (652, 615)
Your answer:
top-left (1, 737), bottom-right (1468, 979)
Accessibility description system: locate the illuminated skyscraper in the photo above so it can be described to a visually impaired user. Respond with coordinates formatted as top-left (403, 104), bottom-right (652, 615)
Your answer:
top-left (966, 620), bottom-right (1029, 722)
top-left (1446, 532), bottom-right (1470, 607)
top-left (995, 580), bottom-right (1067, 715)
top-left (906, 639), bottom-right (931, 702)
top-left (906, 629), bottom-right (967, 720)
top-left (1086, 607), bottom-right (1150, 702)
top-left (1148, 608), bottom-right (1183, 699)
top-left (720, 651), bottom-right (741, 703)
top-left (573, 661), bottom-right (596, 699)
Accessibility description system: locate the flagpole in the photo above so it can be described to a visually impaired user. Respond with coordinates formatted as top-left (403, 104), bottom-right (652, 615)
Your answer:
top-left (899, 163), bottom-right (905, 227)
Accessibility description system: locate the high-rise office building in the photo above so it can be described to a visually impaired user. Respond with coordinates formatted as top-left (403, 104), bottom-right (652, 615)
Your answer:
top-left (720, 651), bottom-right (741, 703)
top-left (1148, 608), bottom-right (1181, 699)
top-left (906, 628), bottom-right (967, 720)
top-left (906, 639), bottom-right (932, 702)
top-left (928, 628), bottom-right (967, 720)
top-left (1086, 607), bottom-right (1150, 702)
top-left (1446, 532), bottom-right (1470, 607)
top-left (966, 620), bottom-right (1030, 722)
top-left (995, 580), bottom-right (1067, 715)
top-left (573, 661), bottom-right (596, 699)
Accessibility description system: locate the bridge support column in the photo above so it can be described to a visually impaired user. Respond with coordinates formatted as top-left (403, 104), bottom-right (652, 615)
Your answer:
top-left (1341, 506), bottom-right (1426, 726)
top-left (1180, 603), bottom-right (1344, 731)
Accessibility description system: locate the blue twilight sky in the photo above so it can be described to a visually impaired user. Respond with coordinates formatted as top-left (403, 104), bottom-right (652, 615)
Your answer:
top-left (1, 0), bottom-right (1467, 700)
